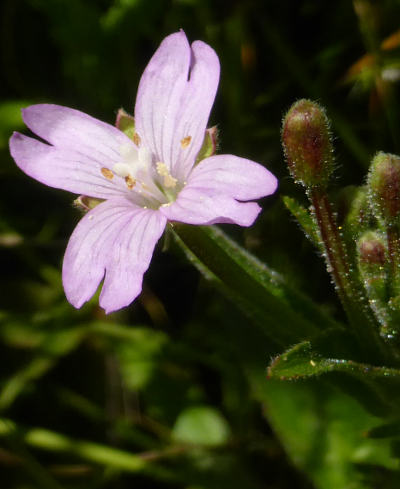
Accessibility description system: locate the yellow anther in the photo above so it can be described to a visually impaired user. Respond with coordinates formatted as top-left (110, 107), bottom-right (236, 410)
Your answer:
top-left (180, 136), bottom-right (192, 148)
top-left (125, 175), bottom-right (136, 189)
top-left (156, 162), bottom-right (169, 176)
top-left (101, 167), bottom-right (114, 180)
top-left (156, 162), bottom-right (177, 188)
top-left (163, 174), bottom-right (178, 188)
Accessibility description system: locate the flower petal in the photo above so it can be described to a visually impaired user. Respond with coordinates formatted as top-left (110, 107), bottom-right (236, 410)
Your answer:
top-left (159, 187), bottom-right (262, 227)
top-left (134, 31), bottom-right (220, 179)
top-left (10, 132), bottom-right (128, 199)
top-left (21, 104), bottom-right (133, 164)
top-left (62, 198), bottom-right (166, 313)
top-left (187, 154), bottom-right (278, 201)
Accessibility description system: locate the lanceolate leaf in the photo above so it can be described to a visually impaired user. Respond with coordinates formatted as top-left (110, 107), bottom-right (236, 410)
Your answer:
top-left (282, 195), bottom-right (320, 248)
top-left (171, 224), bottom-right (341, 346)
top-left (268, 340), bottom-right (400, 380)
top-left (267, 338), bottom-right (400, 416)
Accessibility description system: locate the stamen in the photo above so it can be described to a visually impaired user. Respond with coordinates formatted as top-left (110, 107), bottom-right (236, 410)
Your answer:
top-left (163, 175), bottom-right (178, 188)
top-left (101, 167), bottom-right (114, 180)
top-left (133, 132), bottom-right (141, 147)
top-left (125, 175), bottom-right (136, 190)
top-left (156, 162), bottom-right (177, 188)
top-left (156, 162), bottom-right (169, 177)
top-left (180, 136), bottom-right (192, 148)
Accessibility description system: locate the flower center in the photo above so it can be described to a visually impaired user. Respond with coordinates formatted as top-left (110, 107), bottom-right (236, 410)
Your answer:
top-left (100, 140), bottom-right (183, 209)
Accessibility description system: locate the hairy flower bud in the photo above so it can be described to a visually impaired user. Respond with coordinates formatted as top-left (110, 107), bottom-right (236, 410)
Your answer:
top-left (358, 232), bottom-right (386, 266)
top-left (368, 152), bottom-right (400, 225)
top-left (357, 231), bottom-right (388, 326)
top-left (282, 99), bottom-right (334, 188)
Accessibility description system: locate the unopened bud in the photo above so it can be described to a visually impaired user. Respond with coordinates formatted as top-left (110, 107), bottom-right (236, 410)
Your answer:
top-left (358, 232), bottom-right (386, 266)
top-left (357, 231), bottom-right (388, 326)
top-left (368, 152), bottom-right (400, 225)
top-left (282, 99), bottom-right (334, 188)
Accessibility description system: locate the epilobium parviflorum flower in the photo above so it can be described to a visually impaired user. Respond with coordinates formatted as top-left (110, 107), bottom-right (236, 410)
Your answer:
top-left (9, 32), bottom-right (277, 313)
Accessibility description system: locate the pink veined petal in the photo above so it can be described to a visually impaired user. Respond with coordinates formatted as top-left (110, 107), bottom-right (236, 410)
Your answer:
top-left (187, 154), bottom-right (278, 201)
top-left (62, 198), bottom-right (167, 314)
top-left (9, 132), bottom-right (128, 199)
top-left (135, 32), bottom-right (190, 167)
top-left (168, 40), bottom-right (220, 180)
top-left (159, 186), bottom-right (262, 227)
top-left (134, 32), bottom-right (220, 179)
top-left (21, 104), bottom-right (133, 164)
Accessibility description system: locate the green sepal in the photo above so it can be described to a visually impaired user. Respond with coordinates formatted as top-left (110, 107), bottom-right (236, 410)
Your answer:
top-left (73, 195), bottom-right (104, 212)
top-left (282, 195), bottom-right (320, 248)
top-left (115, 108), bottom-right (135, 140)
top-left (195, 126), bottom-right (218, 164)
top-left (171, 224), bottom-right (342, 347)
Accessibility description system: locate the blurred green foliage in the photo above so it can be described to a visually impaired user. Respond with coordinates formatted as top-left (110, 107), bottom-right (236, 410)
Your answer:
top-left (2, 0), bottom-right (400, 487)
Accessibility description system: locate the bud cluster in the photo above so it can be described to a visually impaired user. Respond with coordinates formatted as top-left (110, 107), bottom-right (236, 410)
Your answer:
top-left (282, 98), bottom-right (400, 349)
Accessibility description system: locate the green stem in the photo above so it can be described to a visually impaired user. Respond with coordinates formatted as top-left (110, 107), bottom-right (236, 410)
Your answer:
top-left (386, 225), bottom-right (400, 298)
top-left (308, 189), bottom-right (353, 302)
top-left (308, 188), bottom-right (387, 361)
top-left (0, 418), bottom-right (178, 481)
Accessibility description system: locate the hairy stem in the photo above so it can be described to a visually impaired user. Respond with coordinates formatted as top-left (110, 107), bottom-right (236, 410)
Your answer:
top-left (387, 225), bottom-right (400, 298)
top-left (308, 188), bottom-right (388, 362)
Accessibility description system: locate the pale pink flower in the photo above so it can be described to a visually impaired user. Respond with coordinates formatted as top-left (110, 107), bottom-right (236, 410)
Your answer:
top-left (9, 32), bottom-right (277, 313)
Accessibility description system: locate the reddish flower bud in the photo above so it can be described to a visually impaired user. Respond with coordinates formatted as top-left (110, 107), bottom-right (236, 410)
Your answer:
top-left (358, 232), bottom-right (386, 266)
top-left (282, 99), bottom-right (334, 188)
top-left (357, 231), bottom-right (388, 328)
top-left (368, 152), bottom-right (400, 225)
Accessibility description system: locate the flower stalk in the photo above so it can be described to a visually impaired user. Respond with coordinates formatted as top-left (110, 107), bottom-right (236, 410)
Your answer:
top-left (386, 225), bottom-right (400, 299)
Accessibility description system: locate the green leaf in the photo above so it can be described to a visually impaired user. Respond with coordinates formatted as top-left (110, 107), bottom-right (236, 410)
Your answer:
top-left (267, 335), bottom-right (400, 417)
top-left (282, 195), bottom-right (320, 247)
top-left (171, 224), bottom-right (342, 347)
top-left (0, 327), bottom-right (86, 411)
top-left (0, 417), bottom-right (175, 480)
top-left (268, 340), bottom-right (400, 381)
top-left (261, 380), bottom-right (398, 489)
top-left (172, 406), bottom-right (230, 447)
top-left (113, 327), bottom-right (167, 390)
